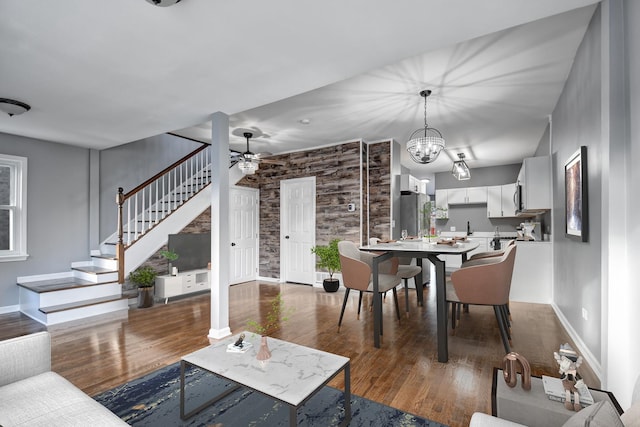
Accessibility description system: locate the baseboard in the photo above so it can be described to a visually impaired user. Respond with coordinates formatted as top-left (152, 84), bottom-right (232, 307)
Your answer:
top-left (551, 302), bottom-right (602, 382)
top-left (0, 305), bottom-right (19, 315)
top-left (256, 276), bottom-right (282, 283)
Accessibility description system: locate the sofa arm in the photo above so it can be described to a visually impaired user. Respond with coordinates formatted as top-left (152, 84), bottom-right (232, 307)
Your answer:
top-left (469, 413), bottom-right (528, 427)
top-left (0, 331), bottom-right (51, 387)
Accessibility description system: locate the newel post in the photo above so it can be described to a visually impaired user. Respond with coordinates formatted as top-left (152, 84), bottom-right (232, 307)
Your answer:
top-left (116, 187), bottom-right (125, 284)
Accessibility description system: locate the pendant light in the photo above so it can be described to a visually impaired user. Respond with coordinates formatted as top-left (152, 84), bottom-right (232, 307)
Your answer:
top-left (452, 153), bottom-right (471, 180)
top-left (406, 90), bottom-right (445, 164)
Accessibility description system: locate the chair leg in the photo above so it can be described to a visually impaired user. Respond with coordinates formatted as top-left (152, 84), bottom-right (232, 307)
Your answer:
top-left (500, 305), bottom-right (511, 340)
top-left (404, 278), bottom-right (410, 316)
top-left (338, 288), bottom-right (351, 331)
top-left (357, 291), bottom-right (364, 319)
top-left (451, 302), bottom-right (457, 329)
top-left (392, 288), bottom-right (401, 321)
top-left (494, 305), bottom-right (511, 354)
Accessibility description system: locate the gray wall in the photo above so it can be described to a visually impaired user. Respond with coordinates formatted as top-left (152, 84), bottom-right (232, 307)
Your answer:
top-left (434, 163), bottom-right (523, 233)
top-left (0, 133), bottom-right (91, 307)
top-left (551, 4), bottom-right (603, 365)
top-left (99, 133), bottom-right (202, 241)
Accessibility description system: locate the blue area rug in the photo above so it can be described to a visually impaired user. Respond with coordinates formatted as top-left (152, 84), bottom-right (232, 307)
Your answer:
top-left (94, 362), bottom-right (447, 426)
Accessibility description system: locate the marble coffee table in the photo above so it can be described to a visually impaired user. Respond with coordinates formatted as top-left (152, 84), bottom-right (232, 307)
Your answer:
top-left (180, 332), bottom-right (351, 426)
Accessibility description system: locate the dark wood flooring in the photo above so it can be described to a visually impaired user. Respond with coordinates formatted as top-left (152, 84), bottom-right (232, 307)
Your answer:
top-left (0, 280), bottom-right (597, 427)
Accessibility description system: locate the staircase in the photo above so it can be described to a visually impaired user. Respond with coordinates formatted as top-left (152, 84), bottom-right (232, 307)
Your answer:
top-left (17, 143), bottom-right (221, 326)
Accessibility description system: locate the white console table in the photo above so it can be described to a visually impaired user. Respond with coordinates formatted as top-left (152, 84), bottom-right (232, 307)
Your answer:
top-left (155, 269), bottom-right (210, 303)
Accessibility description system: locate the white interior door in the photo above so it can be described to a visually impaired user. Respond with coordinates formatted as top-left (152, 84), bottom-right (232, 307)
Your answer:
top-left (281, 177), bottom-right (316, 285)
top-left (229, 186), bottom-right (258, 285)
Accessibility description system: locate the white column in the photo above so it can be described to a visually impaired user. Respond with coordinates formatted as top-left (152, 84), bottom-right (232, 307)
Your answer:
top-left (208, 112), bottom-right (232, 339)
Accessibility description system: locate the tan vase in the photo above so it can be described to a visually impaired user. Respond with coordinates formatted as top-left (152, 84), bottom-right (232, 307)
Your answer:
top-left (256, 336), bottom-right (272, 360)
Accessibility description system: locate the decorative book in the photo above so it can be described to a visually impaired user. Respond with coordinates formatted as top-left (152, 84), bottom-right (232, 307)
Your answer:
top-left (226, 342), bottom-right (253, 353)
top-left (542, 375), bottom-right (594, 406)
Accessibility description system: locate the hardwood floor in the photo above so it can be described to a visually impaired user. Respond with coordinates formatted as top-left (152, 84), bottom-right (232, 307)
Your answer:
top-left (0, 280), bottom-right (597, 427)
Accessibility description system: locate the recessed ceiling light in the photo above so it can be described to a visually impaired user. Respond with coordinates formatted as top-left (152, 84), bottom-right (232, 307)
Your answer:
top-left (299, 118), bottom-right (311, 125)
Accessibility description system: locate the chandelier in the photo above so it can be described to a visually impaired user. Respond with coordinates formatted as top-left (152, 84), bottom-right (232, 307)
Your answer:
top-left (406, 90), bottom-right (445, 164)
top-left (237, 132), bottom-right (260, 175)
top-left (452, 153), bottom-right (471, 180)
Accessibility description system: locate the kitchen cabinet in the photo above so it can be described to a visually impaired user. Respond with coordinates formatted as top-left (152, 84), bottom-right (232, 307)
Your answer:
top-left (435, 189), bottom-right (448, 218)
top-left (518, 156), bottom-right (551, 213)
top-left (447, 186), bottom-right (487, 205)
top-left (400, 174), bottom-right (425, 194)
top-left (487, 183), bottom-right (518, 218)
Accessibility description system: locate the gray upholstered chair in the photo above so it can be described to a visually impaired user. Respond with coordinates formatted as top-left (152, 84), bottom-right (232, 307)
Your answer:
top-left (446, 244), bottom-right (517, 353)
top-left (337, 241), bottom-right (401, 332)
top-left (369, 238), bottom-right (423, 315)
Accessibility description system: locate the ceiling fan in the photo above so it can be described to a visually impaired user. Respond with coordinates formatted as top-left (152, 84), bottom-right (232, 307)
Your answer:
top-left (230, 132), bottom-right (283, 175)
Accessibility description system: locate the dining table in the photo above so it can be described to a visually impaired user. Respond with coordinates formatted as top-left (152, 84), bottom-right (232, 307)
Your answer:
top-left (360, 239), bottom-right (479, 363)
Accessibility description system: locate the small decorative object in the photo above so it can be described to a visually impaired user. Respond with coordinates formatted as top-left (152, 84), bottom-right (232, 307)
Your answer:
top-left (310, 239), bottom-right (341, 292)
top-left (502, 352), bottom-right (531, 390)
top-left (159, 249), bottom-right (179, 275)
top-left (128, 265), bottom-right (158, 308)
top-left (554, 343), bottom-right (585, 411)
top-left (226, 333), bottom-right (253, 353)
top-left (246, 293), bottom-right (294, 360)
top-left (256, 336), bottom-right (272, 361)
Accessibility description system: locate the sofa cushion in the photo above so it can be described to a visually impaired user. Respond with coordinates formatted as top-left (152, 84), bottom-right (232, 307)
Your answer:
top-left (561, 400), bottom-right (624, 427)
top-left (0, 371), bottom-right (126, 426)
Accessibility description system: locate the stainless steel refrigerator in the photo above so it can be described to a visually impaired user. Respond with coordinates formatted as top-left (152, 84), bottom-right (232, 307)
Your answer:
top-left (400, 193), bottom-right (430, 237)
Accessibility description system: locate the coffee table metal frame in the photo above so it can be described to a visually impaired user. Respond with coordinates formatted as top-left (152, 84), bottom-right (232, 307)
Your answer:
top-left (180, 332), bottom-right (351, 427)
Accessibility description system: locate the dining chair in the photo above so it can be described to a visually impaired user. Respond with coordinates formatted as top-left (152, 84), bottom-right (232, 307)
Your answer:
top-left (446, 244), bottom-right (517, 353)
top-left (337, 241), bottom-right (401, 333)
top-left (369, 238), bottom-right (423, 316)
top-left (465, 239), bottom-right (516, 263)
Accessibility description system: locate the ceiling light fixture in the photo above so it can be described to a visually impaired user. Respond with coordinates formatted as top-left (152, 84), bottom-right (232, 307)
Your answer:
top-left (452, 153), bottom-right (471, 180)
top-left (406, 90), bottom-right (445, 164)
top-left (238, 132), bottom-right (260, 175)
top-left (0, 98), bottom-right (31, 117)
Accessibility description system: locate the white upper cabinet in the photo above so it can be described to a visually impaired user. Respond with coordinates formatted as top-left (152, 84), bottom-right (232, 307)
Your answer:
top-left (487, 183), bottom-right (518, 217)
top-left (447, 186), bottom-right (487, 205)
top-left (518, 156), bottom-right (551, 212)
top-left (400, 174), bottom-right (425, 194)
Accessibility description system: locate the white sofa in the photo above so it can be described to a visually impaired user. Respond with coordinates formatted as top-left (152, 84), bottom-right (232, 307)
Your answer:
top-left (0, 331), bottom-right (127, 426)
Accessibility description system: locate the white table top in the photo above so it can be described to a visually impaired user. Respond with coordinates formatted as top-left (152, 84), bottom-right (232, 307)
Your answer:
top-left (362, 239), bottom-right (479, 254)
top-left (182, 332), bottom-right (349, 406)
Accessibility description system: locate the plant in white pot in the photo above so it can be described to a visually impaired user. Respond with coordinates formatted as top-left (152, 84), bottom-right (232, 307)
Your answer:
top-left (129, 265), bottom-right (157, 308)
top-left (159, 249), bottom-right (179, 275)
top-left (310, 238), bottom-right (341, 292)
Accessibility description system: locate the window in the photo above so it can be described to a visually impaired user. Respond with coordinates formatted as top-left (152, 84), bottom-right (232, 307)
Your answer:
top-left (0, 154), bottom-right (28, 261)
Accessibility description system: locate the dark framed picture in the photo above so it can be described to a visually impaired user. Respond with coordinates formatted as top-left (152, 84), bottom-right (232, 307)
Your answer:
top-left (565, 146), bottom-right (588, 241)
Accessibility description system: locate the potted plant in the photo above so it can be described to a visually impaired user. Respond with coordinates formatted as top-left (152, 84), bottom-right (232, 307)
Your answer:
top-left (246, 293), bottom-right (294, 360)
top-left (129, 265), bottom-right (157, 308)
top-left (159, 249), bottom-right (179, 275)
top-left (310, 238), bottom-right (341, 292)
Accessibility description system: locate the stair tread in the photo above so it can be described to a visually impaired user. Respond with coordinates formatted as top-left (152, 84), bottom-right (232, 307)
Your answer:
top-left (39, 295), bottom-right (129, 314)
top-left (17, 277), bottom-right (116, 293)
top-left (92, 254), bottom-right (116, 260)
top-left (71, 265), bottom-right (116, 274)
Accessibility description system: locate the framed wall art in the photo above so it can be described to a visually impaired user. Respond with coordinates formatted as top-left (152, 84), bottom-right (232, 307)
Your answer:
top-left (564, 146), bottom-right (588, 242)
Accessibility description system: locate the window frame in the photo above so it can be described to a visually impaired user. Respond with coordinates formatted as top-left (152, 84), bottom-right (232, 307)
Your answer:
top-left (0, 154), bottom-right (28, 262)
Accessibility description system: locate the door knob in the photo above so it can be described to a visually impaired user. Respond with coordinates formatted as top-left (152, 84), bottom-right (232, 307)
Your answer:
top-left (231, 242), bottom-right (236, 246)
top-left (285, 235), bottom-right (290, 239)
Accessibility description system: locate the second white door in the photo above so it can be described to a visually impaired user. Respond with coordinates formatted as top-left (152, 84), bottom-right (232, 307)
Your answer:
top-left (229, 186), bottom-right (258, 285)
top-left (280, 177), bottom-right (316, 285)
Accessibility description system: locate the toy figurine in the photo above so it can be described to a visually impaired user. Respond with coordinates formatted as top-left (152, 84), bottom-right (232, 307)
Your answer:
top-left (554, 343), bottom-right (584, 411)
top-left (234, 333), bottom-right (245, 348)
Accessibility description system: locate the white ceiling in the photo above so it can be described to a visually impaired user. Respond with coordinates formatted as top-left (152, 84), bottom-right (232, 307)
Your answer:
top-left (0, 0), bottom-right (598, 178)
